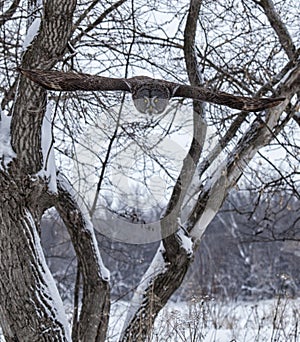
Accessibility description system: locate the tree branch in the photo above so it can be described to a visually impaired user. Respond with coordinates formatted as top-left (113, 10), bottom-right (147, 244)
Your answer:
top-left (71, 0), bottom-right (127, 47)
top-left (55, 173), bottom-right (110, 342)
top-left (187, 60), bottom-right (300, 238)
top-left (255, 0), bottom-right (296, 60)
top-left (120, 1), bottom-right (204, 340)
top-left (0, 0), bottom-right (20, 28)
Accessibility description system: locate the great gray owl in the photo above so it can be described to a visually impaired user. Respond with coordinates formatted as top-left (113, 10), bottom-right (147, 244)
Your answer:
top-left (131, 79), bottom-right (171, 114)
top-left (18, 68), bottom-right (285, 113)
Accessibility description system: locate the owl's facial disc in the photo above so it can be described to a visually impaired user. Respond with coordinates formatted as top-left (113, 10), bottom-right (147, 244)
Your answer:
top-left (132, 84), bottom-right (170, 115)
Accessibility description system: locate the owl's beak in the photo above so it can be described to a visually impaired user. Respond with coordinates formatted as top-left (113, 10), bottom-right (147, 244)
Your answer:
top-left (147, 105), bottom-right (158, 115)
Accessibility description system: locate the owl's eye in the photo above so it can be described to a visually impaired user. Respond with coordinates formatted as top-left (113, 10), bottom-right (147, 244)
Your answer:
top-left (154, 98), bottom-right (158, 103)
top-left (144, 98), bottom-right (149, 103)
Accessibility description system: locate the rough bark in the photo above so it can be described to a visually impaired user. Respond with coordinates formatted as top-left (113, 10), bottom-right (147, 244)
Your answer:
top-left (120, 246), bottom-right (191, 342)
top-left (0, 165), bottom-right (69, 341)
top-left (11, 0), bottom-right (77, 173)
top-left (0, 0), bottom-right (77, 340)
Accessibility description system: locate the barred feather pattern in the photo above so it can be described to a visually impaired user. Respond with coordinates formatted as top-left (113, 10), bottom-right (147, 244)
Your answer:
top-left (18, 68), bottom-right (285, 112)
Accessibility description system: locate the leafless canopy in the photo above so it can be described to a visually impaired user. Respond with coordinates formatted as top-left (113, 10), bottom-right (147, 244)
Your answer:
top-left (0, 0), bottom-right (299, 341)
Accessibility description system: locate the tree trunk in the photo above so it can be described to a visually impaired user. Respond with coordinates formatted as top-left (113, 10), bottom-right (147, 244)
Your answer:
top-left (0, 0), bottom-right (77, 340)
top-left (0, 164), bottom-right (70, 341)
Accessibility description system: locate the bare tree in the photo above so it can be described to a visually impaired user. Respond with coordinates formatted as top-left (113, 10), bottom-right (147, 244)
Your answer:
top-left (0, 0), bottom-right (299, 341)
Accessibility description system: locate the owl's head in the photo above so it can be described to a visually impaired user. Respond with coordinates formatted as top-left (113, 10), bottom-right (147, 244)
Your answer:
top-left (132, 82), bottom-right (171, 115)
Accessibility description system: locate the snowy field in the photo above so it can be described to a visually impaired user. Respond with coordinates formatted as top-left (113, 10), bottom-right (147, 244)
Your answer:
top-left (1, 297), bottom-right (299, 341)
top-left (108, 297), bottom-right (300, 341)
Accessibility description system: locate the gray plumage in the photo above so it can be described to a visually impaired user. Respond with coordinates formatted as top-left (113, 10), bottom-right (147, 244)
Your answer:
top-left (18, 68), bottom-right (285, 113)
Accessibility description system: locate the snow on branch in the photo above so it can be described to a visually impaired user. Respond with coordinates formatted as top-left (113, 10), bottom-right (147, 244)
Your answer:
top-left (56, 173), bottom-right (111, 339)
top-left (176, 221), bottom-right (193, 256)
top-left (57, 173), bottom-right (110, 282)
top-left (186, 162), bottom-right (228, 242)
top-left (36, 101), bottom-right (57, 192)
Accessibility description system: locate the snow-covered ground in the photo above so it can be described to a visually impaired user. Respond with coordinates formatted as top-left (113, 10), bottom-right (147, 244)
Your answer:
top-left (1, 297), bottom-right (299, 341)
top-left (108, 297), bottom-right (300, 341)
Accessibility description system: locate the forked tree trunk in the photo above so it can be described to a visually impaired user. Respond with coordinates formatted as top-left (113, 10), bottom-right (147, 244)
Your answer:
top-left (0, 0), bottom-right (77, 340)
top-left (120, 60), bottom-right (299, 339)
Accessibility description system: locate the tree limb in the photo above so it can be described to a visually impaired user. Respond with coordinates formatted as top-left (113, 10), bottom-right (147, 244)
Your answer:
top-left (120, 1), bottom-right (204, 340)
top-left (55, 173), bottom-right (110, 342)
top-left (254, 0), bottom-right (296, 60)
top-left (187, 60), bottom-right (300, 238)
top-left (0, 0), bottom-right (20, 28)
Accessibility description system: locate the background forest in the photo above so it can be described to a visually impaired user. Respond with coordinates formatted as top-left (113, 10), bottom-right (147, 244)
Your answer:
top-left (42, 189), bottom-right (300, 303)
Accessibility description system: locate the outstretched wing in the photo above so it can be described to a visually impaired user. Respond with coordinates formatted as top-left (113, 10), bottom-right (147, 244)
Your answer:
top-left (18, 68), bottom-right (285, 112)
top-left (173, 84), bottom-right (285, 112)
top-left (18, 68), bottom-right (131, 92)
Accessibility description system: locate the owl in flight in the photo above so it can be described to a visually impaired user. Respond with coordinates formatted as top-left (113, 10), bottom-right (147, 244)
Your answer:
top-left (18, 68), bottom-right (284, 114)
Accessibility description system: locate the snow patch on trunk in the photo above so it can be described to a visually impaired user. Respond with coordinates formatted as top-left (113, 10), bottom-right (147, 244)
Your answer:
top-left (22, 17), bottom-right (41, 50)
top-left (120, 243), bottom-right (167, 337)
top-left (83, 217), bottom-right (110, 281)
top-left (190, 163), bottom-right (227, 241)
top-left (38, 101), bottom-right (57, 192)
top-left (0, 113), bottom-right (16, 169)
top-left (25, 210), bottom-right (71, 341)
top-left (176, 225), bottom-right (193, 256)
